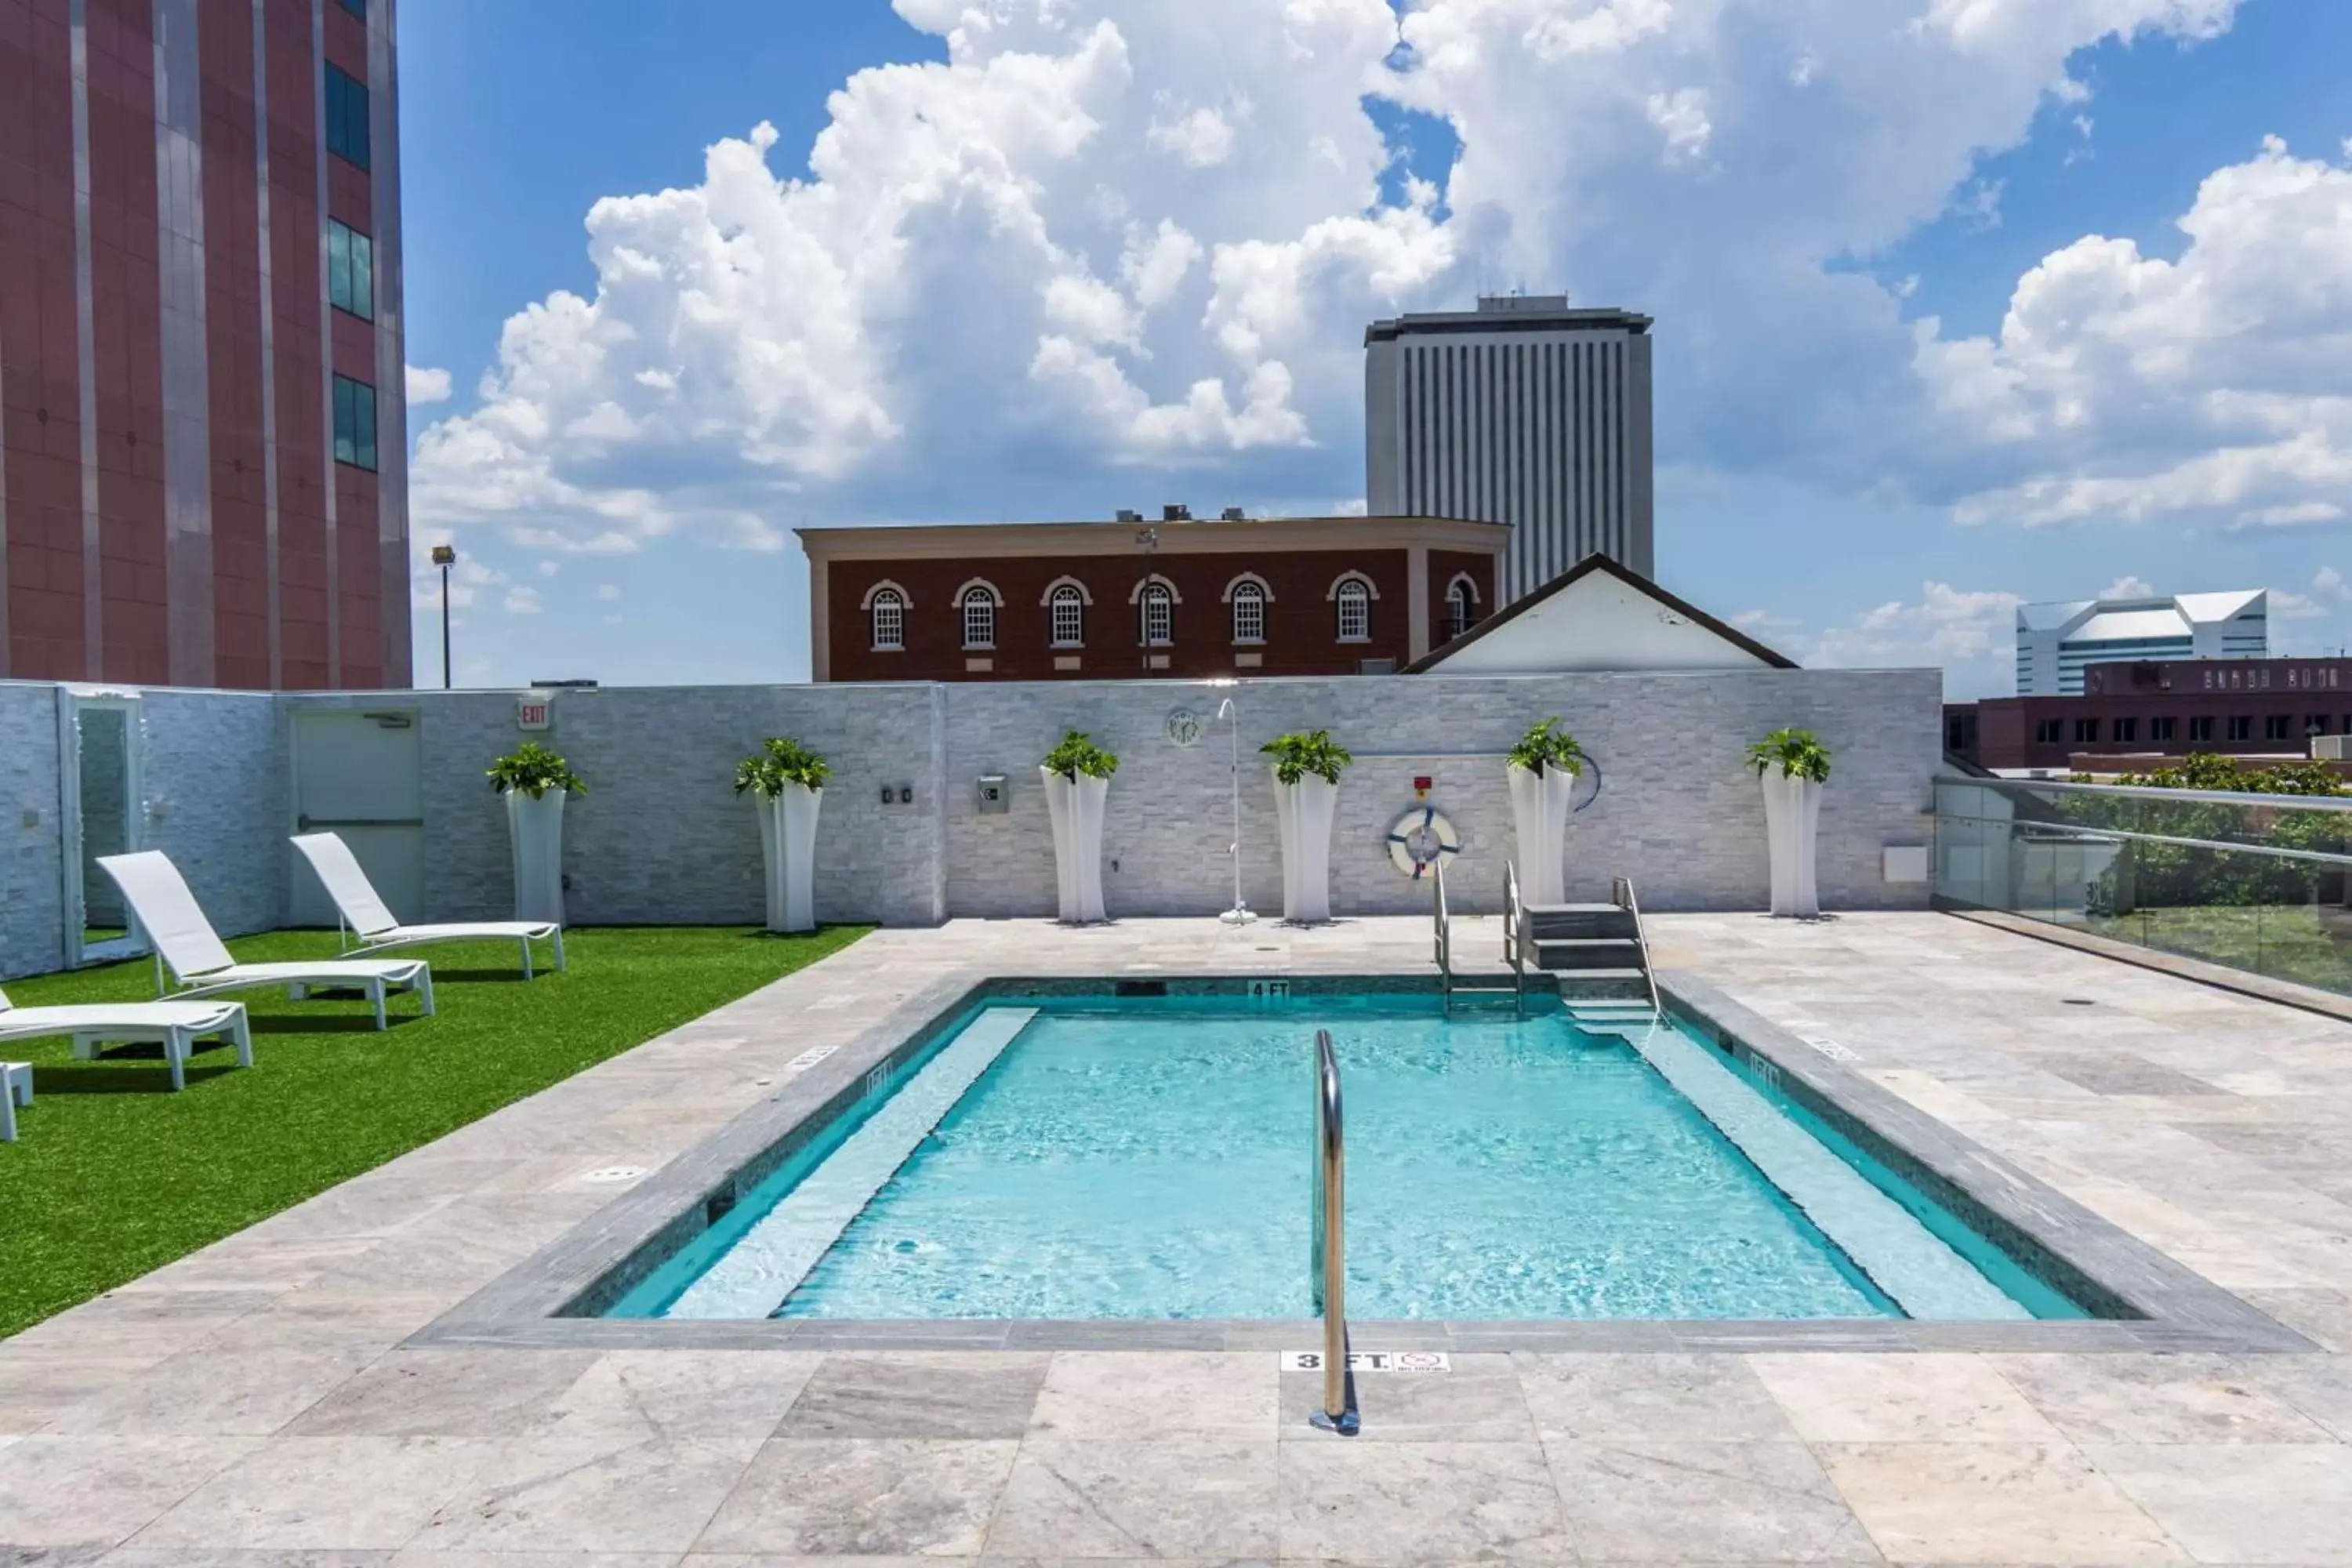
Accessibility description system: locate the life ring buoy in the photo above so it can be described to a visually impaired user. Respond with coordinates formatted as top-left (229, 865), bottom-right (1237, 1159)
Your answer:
top-left (1387, 805), bottom-right (1461, 879)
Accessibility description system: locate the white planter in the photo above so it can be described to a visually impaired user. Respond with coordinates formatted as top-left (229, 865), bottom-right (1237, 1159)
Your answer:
top-left (1273, 771), bottom-right (1338, 924)
top-left (1506, 762), bottom-right (1578, 906)
top-left (505, 788), bottom-right (567, 924)
top-left (757, 782), bottom-right (822, 933)
top-left (1759, 771), bottom-right (1824, 918)
top-left (1041, 768), bottom-right (1109, 924)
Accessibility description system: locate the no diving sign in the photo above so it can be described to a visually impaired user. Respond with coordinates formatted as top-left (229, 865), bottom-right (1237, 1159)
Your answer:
top-left (1281, 1350), bottom-right (1450, 1373)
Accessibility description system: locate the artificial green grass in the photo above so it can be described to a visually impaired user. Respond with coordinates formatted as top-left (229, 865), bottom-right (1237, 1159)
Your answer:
top-left (0, 924), bottom-right (869, 1338)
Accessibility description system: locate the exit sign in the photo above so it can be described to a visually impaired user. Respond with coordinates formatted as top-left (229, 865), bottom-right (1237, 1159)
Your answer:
top-left (517, 695), bottom-right (552, 731)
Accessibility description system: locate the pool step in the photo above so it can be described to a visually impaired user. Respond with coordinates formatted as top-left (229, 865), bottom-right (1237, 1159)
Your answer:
top-left (1523, 902), bottom-right (1639, 941)
top-left (1529, 935), bottom-right (1646, 971)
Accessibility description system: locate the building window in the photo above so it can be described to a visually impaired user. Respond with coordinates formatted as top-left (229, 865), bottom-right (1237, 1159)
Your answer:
top-left (2190, 716), bottom-right (2215, 743)
top-left (327, 220), bottom-right (373, 321)
top-left (2310, 715), bottom-right (2333, 737)
top-left (1227, 577), bottom-right (1269, 644)
top-left (1334, 579), bottom-right (1372, 642)
top-left (958, 586), bottom-right (996, 650)
top-left (1138, 583), bottom-right (1173, 647)
top-left (2151, 716), bottom-right (2176, 743)
top-left (2228, 715), bottom-right (2253, 742)
top-left (336, 0), bottom-right (366, 16)
top-left (869, 588), bottom-right (905, 652)
top-left (331, 374), bottom-right (376, 470)
top-left (2266, 714), bottom-right (2293, 742)
top-left (2114, 717), bottom-right (2138, 744)
top-left (2034, 718), bottom-right (2064, 745)
top-left (325, 64), bottom-right (371, 171)
top-left (1051, 584), bottom-right (1085, 648)
top-left (1446, 583), bottom-right (1472, 639)
top-left (2074, 717), bottom-right (2099, 745)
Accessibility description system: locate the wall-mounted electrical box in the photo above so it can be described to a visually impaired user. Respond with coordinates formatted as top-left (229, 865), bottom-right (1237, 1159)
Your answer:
top-left (978, 775), bottom-right (1008, 814)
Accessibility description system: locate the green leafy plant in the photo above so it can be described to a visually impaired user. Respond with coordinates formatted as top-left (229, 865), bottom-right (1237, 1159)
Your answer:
top-left (487, 742), bottom-right (587, 799)
top-left (1508, 717), bottom-right (1587, 776)
top-left (734, 736), bottom-right (832, 797)
top-left (2046, 752), bottom-right (2349, 913)
top-left (1042, 730), bottom-right (1120, 781)
top-left (1261, 729), bottom-right (1354, 786)
top-left (1746, 727), bottom-right (1832, 783)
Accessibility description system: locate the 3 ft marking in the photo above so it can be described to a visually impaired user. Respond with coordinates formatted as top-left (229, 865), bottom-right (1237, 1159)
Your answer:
top-left (1282, 1351), bottom-right (1450, 1373)
top-left (786, 1045), bottom-right (838, 1072)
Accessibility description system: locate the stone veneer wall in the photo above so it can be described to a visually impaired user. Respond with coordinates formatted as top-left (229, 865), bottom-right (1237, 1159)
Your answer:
top-left (0, 669), bottom-right (1939, 979)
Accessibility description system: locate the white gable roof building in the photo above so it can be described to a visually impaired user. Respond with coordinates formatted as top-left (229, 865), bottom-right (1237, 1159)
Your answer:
top-left (1405, 554), bottom-right (1794, 675)
top-left (2014, 589), bottom-right (2267, 695)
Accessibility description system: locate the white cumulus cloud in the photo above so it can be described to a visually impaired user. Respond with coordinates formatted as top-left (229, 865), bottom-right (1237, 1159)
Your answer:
top-left (405, 365), bottom-right (452, 405)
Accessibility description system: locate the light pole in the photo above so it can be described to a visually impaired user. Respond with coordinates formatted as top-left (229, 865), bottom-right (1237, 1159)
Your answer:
top-left (1216, 694), bottom-right (1253, 924)
top-left (430, 543), bottom-right (456, 689)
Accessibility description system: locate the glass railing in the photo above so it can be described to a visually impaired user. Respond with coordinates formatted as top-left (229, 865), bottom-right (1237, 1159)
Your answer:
top-left (1935, 776), bottom-right (2352, 998)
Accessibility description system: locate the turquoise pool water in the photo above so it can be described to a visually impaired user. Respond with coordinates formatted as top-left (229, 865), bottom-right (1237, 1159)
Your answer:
top-left (612, 995), bottom-right (2083, 1322)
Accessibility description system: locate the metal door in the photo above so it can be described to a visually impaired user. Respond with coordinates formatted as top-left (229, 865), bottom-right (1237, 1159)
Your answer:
top-left (290, 708), bottom-right (424, 928)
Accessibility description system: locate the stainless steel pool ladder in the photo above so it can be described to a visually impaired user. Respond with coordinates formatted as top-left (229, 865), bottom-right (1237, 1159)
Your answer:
top-left (1432, 858), bottom-right (1525, 1016)
top-left (1309, 1028), bottom-right (1359, 1436)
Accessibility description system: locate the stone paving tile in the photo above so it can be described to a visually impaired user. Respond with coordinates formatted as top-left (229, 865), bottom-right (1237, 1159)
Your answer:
top-left (1986, 1352), bottom-right (2335, 1446)
top-left (385, 1554), bottom-right (674, 1568)
top-left (40, 1346), bottom-right (379, 1438)
top-left (1815, 1442), bottom-right (2187, 1566)
top-left (1280, 1356), bottom-right (1537, 1442)
top-left (121, 1439), bottom-right (488, 1553)
top-left (0, 1436), bottom-right (264, 1551)
top-left (2084, 1442), bottom-right (2352, 1565)
top-left (0, 1356), bottom-right (167, 1438)
top-left (525, 1351), bottom-right (821, 1450)
top-left (1029, 1352), bottom-right (1277, 1439)
top-left (281, 1351), bottom-right (597, 1439)
top-left (1749, 1355), bottom-right (2064, 1444)
top-left (1515, 1352), bottom-right (1798, 1443)
top-left (1546, 1439), bottom-right (1883, 1562)
top-left (1277, 1441), bottom-right (1573, 1563)
top-left (691, 1439), bottom-right (1018, 1555)
top-left (982, 1439), bottom-right (1279, 1559)
top-left (772, 1352), bottom-right (1048, 1439)
top-left (2249, 1352), bottom-right (2352, 1441)
top-left (100, 1552), bottom-right (397, 1566)
top-left (403, 1432), bottom-right (758, 1557)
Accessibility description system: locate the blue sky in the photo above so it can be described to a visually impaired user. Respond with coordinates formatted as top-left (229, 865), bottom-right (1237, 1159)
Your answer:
top-left (396, 0), bottom-right (2352, 695)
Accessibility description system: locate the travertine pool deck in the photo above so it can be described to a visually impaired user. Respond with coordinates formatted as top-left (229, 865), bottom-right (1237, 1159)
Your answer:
top-left (7, 911), bottom-right (2352, 1563)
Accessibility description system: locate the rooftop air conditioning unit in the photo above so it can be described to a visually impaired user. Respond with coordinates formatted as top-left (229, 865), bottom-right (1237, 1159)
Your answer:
top-left (1163, 504), bottom-right (1192, 521)
top-left (1221, 506), bottom-right (1247, 521)
top-left (1115, 509), bottom-right (1142, 523)
top-left (2314, 735), bottom-right (2351, 760)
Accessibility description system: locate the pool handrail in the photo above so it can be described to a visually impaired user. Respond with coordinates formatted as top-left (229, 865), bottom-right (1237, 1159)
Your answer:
top-left (1610, 875), bottom-right (1664, 1018)
top-left (1308, 1027), bottom-right (1359, 1435)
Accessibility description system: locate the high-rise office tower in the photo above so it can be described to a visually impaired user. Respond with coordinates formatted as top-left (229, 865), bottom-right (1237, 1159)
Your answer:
top-left (0, 0), bottom-right (408, 689)
top-left (1364, 296), bottom-right (1653, 604)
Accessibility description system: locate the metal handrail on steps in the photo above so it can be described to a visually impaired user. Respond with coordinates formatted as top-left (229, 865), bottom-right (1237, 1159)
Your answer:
top-left (1309, 1028), bottom-right (1358, 1435)
top-left (1609, 875), bottom-right (1664, 1018)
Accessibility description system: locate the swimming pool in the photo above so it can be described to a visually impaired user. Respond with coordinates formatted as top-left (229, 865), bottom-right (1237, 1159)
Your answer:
top-left (608, 993), bottom-right (2086, 1322)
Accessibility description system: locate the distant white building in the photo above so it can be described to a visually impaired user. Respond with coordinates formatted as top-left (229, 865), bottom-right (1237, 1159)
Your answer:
top-left (2014, 590), bottom-right (2267, 695)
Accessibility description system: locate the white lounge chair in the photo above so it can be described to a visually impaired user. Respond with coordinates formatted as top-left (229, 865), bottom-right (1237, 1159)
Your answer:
top-left (97, 851), bottom-right (435, 1030)
top-left (291, 832), bottom-right (564, 978)
top-left (0, 985), bottom-right (252, 1098)
top-left (2, 1059), bottom-right (31, 1142)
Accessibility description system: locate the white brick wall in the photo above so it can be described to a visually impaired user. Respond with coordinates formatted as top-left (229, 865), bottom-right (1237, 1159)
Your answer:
top-left (0, 667), bottom-right (1938, 978)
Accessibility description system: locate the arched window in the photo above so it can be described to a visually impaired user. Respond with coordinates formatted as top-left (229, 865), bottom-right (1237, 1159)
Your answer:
top-left (1138, 583), bottom-right (1173, 646)
top-left (1334, 578), bottom-right (1373, 642)
top-left (957, 583), bottom-right (998, 650)
top-left (1446, 577), bottom-right (1478, 639)
top-left (869, 587), bottom-right (905, 652)
top-left (1050, 583), bottom-right (1086, 647)
top-left (1230, 581), bottom-right (1266, 644)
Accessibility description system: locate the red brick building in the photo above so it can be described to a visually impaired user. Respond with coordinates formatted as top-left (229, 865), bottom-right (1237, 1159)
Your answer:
top-left (0, 0), bottom-right (408, 689)
top-left (1947, 656), bottom-right (2352, 771)
top-left (800, 514), bottom-right (1507, 681)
